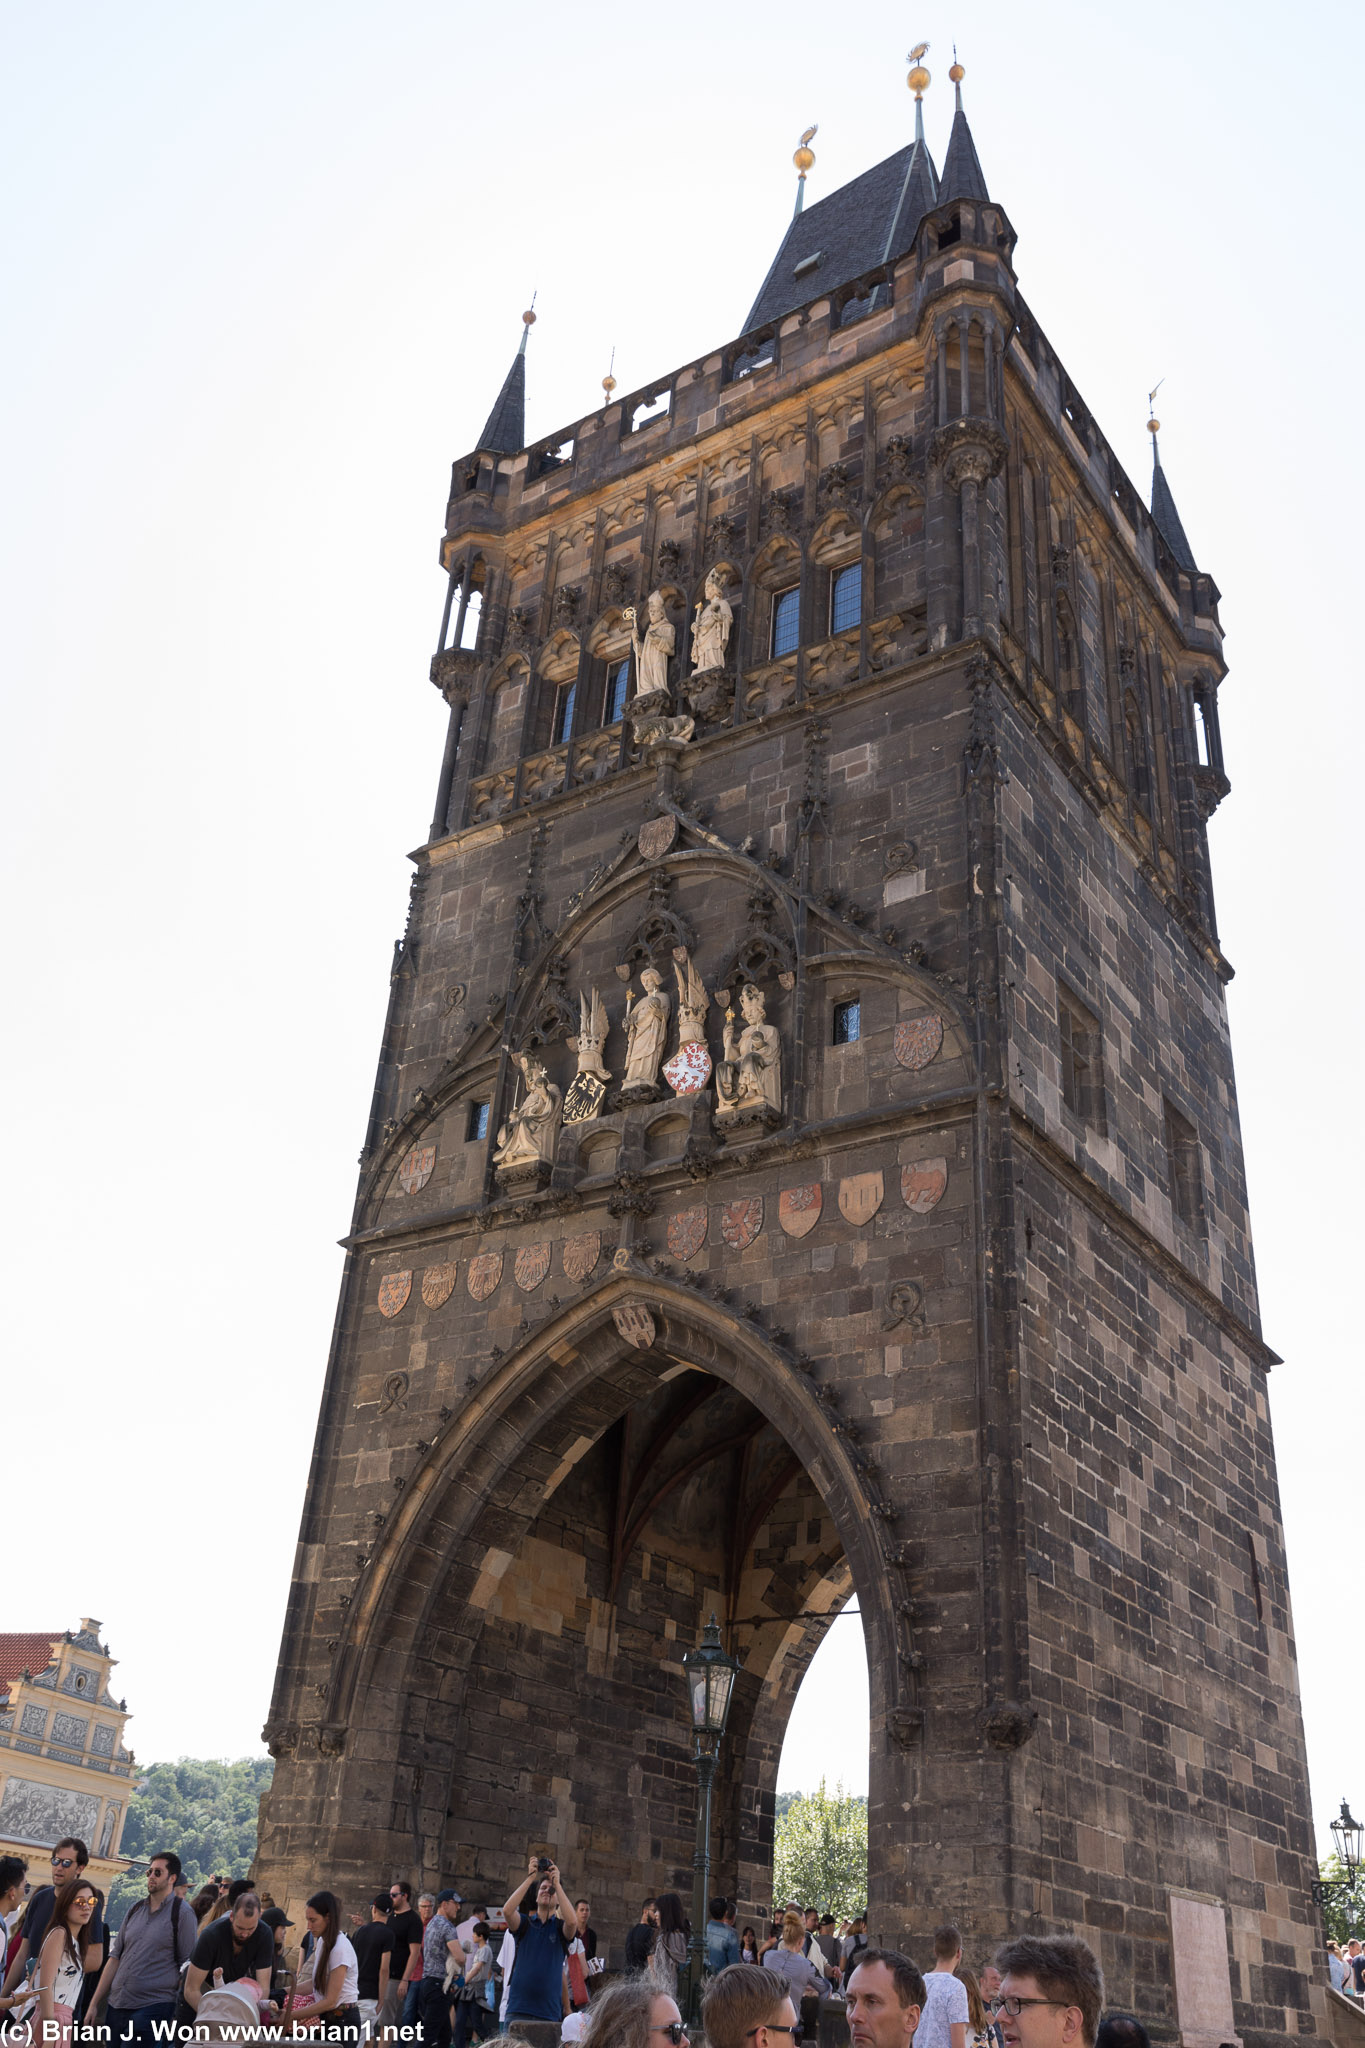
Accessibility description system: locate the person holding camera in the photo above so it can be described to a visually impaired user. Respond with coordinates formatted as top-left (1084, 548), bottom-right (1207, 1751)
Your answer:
top-left (500, 1856), bottom-right (576, 2028)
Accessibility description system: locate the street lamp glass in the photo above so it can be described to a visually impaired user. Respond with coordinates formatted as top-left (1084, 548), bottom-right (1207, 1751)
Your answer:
top-left (1332, 1802), bottom-right (1364, 1877)
top-left (682, 1614), bottom-right (738, 1736)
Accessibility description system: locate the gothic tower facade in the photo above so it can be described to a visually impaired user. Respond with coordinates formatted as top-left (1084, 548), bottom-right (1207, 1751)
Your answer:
top-left (259, 77), bottom-right (1322, 2048)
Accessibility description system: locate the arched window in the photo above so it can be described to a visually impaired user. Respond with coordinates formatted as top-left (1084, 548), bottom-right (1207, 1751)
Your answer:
top-left (606, 659), bottom-right (630, 725)
top-left (554, 681), bottom-right (578, 745)
top-left (771, 586), bottom-right (800, 659)
top-left (830, 564), bottom-right (861, 635)
top-left (458, 587), bottom-right (482, 649)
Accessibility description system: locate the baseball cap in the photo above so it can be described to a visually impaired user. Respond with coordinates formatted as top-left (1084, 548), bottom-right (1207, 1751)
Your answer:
top-left (261, 1908), bottom-right (293, 1930)
top-left (437, 1889), bottom-right (462, 1904)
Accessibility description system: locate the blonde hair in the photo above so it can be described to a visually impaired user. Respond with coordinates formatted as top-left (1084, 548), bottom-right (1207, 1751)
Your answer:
top-left (781, 1912), bottom-right (805, 1947)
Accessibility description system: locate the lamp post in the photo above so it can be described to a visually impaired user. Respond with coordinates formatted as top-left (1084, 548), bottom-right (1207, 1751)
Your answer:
top-left (1312, 1800), bottom-right (1363, 1936)
top-left (681, 1613), bottom-right (739, 2024)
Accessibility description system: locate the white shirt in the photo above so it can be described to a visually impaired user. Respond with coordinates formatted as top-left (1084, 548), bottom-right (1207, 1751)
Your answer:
top-left (913, 1972), bottom-right (969, 2048)
top-left (311, 1932), bottom-right (359, 2008)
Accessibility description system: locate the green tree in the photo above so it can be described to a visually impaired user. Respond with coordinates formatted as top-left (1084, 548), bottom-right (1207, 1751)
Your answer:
top-left (773, 1780), bottom-right (867, 1920)
top-left (104, 1758), bottom-right (274, 1926)
top-left (1318, 1854), bottom-right (1365, 1950)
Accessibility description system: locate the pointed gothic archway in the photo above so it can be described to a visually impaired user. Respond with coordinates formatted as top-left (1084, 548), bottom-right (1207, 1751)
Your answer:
top-left (256, 1272), bottom-right (893, 1933)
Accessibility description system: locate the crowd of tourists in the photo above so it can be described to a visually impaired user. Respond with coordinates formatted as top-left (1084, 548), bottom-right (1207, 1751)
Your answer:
top-left (0, 1833), bottom-right (1331, 2048)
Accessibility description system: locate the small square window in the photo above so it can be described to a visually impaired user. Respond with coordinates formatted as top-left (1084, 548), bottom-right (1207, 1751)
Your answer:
top-left (1057, 983), bottom-right (1106, 1133)
top-left (831, 564), bottom-right (861, 635)
top-left (1164, 1099), bottom-right (1203, 1230)
top-left (833, 999), bottom-right (861, 1045)
top-left (771, 586), bottom-right (800, 659)
top-left (466, 1101), bottom-right (490, 1142)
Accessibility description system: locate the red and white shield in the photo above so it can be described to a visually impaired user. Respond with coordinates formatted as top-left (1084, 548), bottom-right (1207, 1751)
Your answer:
top-left (901, 1159), bottom-right (948, 1214)
top-left (398, 1143), bottom-right (436, 1193)
top-left (720, 1197), bottom-right (764, 1249)
top-left (664, 1042), bottom-right (712, 1095)
top-left (515, 1242), bottom-right (551, 1292)
top-left (421, 1261), bottom-right (458, 1309)
top-left (894, 1015), bottom-right (944, 1071)
top-left (667, 1206), bottom-right (708, 1260)
top-left (562, 1232), bottom-right (600, 1284)
top-left (467, 1251), bottom-right (503, 1302)
top-left (779, 1184), bottom-right (822, 1238)
top-left (377, 1270), bottom-right (412, 1318)
top-left (838, 1172), bottom-right (884, 1227)
top-left (613, 1303), bottom-right (657, 1350)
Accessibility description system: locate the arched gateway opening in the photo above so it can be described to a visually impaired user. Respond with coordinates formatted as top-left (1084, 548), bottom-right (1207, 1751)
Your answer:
top-left (258, 1275), bottom-right (892, 1939)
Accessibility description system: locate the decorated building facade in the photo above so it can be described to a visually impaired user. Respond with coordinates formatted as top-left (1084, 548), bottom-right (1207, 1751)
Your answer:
top-left (0, 1622), bottom-right (134, 1890)
top-left (259, 67), bottom-right (1322, 2048)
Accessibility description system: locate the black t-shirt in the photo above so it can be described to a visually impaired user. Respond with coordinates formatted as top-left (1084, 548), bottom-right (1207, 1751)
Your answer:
top-left (578, 1926), bottom-right (597, 1962)
top-left (189, 1917), bottom-right (274, 1989)
top-left (24, 1884), bottom-right (106, 1966)
top-left (390, 1910), bottom-right (422, 1982)
top-left (1352, 1955), bottom-right (1365, 1994)
top-left (624, 1923), bottom-right (655, 1972)
top-left (353, 1924), bottom-right (395, 2001)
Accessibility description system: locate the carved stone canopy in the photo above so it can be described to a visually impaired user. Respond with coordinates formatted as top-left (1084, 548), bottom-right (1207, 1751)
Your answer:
top-left (928, 417), bottom-right (1009, 490)
top-left (617, 870), bottom-right (697, 980)
top-left (716, 887), bottom-right (795, 996)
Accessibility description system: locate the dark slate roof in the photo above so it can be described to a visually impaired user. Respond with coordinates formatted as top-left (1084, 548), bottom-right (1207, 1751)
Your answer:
top-left (744, 138), bottom-right (940, 333)
top-left (939, 104), bottom-right (988, 203)
top-left (476, 346), bottom-right (526, 455)
top-left (1150, 449), bottom-right (1197, 570)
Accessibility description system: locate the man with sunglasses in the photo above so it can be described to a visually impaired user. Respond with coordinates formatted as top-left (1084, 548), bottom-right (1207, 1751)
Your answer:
top-left (701, 1960), bottom-right (800, 2048)
top-left (991, 1937), bottom-right (1103, 2048)
top-left (1, 1838), bottom-right (105, 2004)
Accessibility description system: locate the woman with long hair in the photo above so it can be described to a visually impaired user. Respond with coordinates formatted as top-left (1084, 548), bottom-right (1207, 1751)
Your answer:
top-left (739, 1927), bottom-right (759, 1964)
top-left (191, 1885), bottom-right (221, 1928)
top-left (646, 1895), bottom-right (689, 1999)
top-left (760, 1913), bottom-right (825, 2005)
top-left (293, 1890), bottom-right (361, 2040)
top-left (35, 1878), bottom-right (97, 2044)
top-left (956, 1966), bottom-right (989, 2047)
top-left (579, 1974), bottom-right (685, 2048)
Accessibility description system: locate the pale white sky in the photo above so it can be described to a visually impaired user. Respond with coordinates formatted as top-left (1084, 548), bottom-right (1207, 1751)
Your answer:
top-left (2, 0), bottom-right (1359, 1860)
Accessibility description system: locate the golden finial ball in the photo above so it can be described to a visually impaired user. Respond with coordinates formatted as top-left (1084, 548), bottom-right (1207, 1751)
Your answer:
top-left (522, 308), bottom-right (537, 328)
top-left (793, 145), bottom-right (815, 173)
top-left (949, 60), bottom-right (964, 82)
top-left (1147, 416), bottom-right (1160, 436)
top-left (602, 374), bottom-right (617, 396)
top-left (907, 63), bottom-right (931, 96)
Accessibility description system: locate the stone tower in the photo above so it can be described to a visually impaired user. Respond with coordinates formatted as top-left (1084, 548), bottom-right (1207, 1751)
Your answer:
top-left (258, 70), bottom-right (1322, 2048)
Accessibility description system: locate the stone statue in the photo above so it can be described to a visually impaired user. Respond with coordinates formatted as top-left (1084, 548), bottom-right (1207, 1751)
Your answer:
top-left (564, 989), bottom-right (612, 1123)
top-left (98, 1801), bottom-right (120, 1858)
top-left (621, 966), bottom-right (671, 1098)
top-left (493, 1050), bottom-right (562, 1176)
top-left (663, 949), bottom-right (713, 1096)
top-left (714, 982), bottom-right (783, 1127)
top-left (627, 592), bottom-right (674, 702)
top-left (690, 570), bottom-right (733, 676)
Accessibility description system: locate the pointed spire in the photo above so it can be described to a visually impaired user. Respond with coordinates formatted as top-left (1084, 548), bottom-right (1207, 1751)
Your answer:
top-left (881, 48), bottom-right (939, 261)
top-left (793, 125), bottom-right (818, 218)
top-left (1147, 404), bottom-right (1197, 570)
top-left (476, 306), bottom-right (536, 456)
top-left (939, 60), bottom-right (989, 203)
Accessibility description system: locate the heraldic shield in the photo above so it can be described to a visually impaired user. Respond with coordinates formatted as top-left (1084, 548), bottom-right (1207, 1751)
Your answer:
top-left (515, 1242), bottom-right (551, 1292)
top-left (666, 1205), bottom-right (708, 1260)
top-left (564, 1072), bottom-right (607, 1125)
top-left (613, 1302), bottom-right (657, 1350)
top-left (378, 1270), bottom-right (412, 1318)
top-left (894, 1014), bottom-right (945, 1071)
top-left (901, 1159), bottom-right (948, 1213)
top-left (421, 1261), bottom-right (458, 1309)
top-left (838, 1171), bottom-right (884, 1226)
top-left (720, 1197), bottom-right (764, 1249)
top-left (467, 1250), bottom-right (503, 1302)
top-left (562, 1231), bottom-right (600, 1284)
top-left (398, 1143), bottom-right (436, 1194)
top-left (663, 1042), bottom-right (712, 1095)
top-left (778, 1183), bottom-right (822, 1238)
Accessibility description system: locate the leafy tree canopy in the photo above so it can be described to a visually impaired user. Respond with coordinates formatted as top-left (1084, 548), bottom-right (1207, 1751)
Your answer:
top-left (104, 1758), bottom-right (274, 1927)
top-left (773, 1780), bottom-right (867, 1922)
top-left (1318, 1854), bottom-right (1365, 1950)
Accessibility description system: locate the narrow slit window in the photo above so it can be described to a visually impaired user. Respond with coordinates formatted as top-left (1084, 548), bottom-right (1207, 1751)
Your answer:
top-left (833, 998), bottom-right (861, 1045)
top-left (771, 586), bottom-right (800, 659)
top-left (458, 588), bottom-right (482, 650)
top-left (1193, 697), bottom-right (1212, 766)
top-left (467, 1101), bottom-right (489, 1142)
top-left (1164, 1099), bottom-right (1203, 1230)
top-left (606, 659), bottom-right (630, 725)
top-left (831, 564), bottom-right (861, 635)
top-left (1058, 983), bottom-right (1106, 1133)
top-left (554, 681), bottom-right (577, 745)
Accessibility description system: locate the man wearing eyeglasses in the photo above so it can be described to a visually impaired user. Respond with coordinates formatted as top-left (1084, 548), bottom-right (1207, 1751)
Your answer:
top-left (1, 1837), bottom-right (105, 2003)
top-left (991, 1936), bottom-right (1103, 2048)
top-left (701, 1960), bottom-right (800, 2048)
top-left (845, 1950), bottom-right (926, 2048)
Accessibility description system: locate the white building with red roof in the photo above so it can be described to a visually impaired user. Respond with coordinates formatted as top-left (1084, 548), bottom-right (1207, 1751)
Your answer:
top-left (0, 1620), bottom-right (134, 1888)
